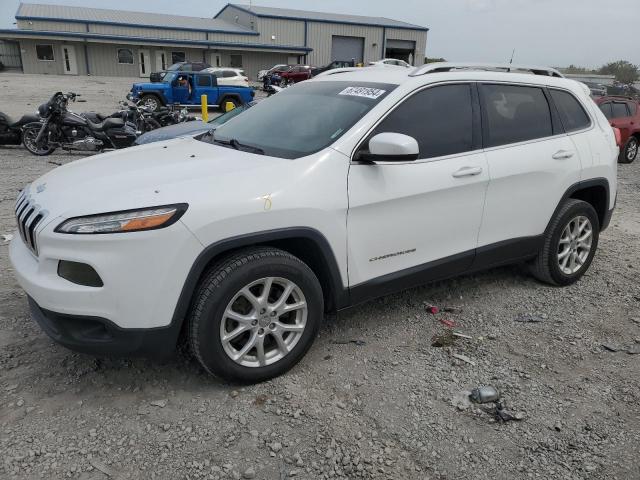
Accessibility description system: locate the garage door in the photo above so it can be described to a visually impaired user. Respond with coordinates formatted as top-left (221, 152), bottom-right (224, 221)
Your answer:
top-left (331, 36), bottom-right (364, 63)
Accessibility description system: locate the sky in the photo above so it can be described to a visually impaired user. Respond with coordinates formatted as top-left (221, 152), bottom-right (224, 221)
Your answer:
top-left (1, 0), bottom-right (638, 69)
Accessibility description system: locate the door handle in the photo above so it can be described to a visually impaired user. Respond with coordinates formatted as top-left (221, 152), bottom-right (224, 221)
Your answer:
top-left (452, 166), bottom-right (483, 178)
top-left (552, 150), bottom-right (574, 160)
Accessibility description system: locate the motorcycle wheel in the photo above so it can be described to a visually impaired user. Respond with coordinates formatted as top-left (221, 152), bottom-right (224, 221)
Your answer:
top-left (22, 127), bottom-right (56, 156)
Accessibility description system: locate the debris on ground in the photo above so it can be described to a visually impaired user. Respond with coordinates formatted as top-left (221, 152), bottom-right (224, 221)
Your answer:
top-left (443, 306), bottom-right (462, 314)
top-left (425, 303), bottom-right (440, 315)
top-left (452, 353), bottom-right (476, 366)
top-left (628, 345), bottom-right (640, 355)
top-left (439, 318), bottom-right (457, 328)
top-left (89, 458), bottom-right (118, 477)
top-left (494, 401), bottom-right (524, 422)
top-left (1, 234), bottom-right (12, 242)
top-left (150, 399), bottom-right (167, 408)
top-left (470, 386), bottom-right (500, 404)
top-left (431, 330), bottom-right (456, 347)
top-left (452, 332), bottom-right (472, 340)
top-left (602, 343), bottom-right (623, 352)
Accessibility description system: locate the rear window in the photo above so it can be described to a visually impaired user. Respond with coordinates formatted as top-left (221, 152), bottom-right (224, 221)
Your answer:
top-left (599, 103), bottom-right (612, 119)
top-left (612, 102), bottom-right (629, 118)
top-left (549, 90), bottom-right (591, 133)
top-left (481, 84), bottom-right (553, 147)
top-left (196, 75), bottom-right (211, 87)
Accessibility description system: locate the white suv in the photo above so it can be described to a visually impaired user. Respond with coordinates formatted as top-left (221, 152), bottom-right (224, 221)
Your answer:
top-left (10, 63), bottom-right (618, 383)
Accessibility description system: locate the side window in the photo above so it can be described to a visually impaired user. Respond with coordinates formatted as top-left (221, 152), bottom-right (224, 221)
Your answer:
top-left (480, 84), bottom-right (553, 147)
top-left (549, 89), bottom-right (591, 133)
top-left (222, 70), bottom-right (236, 78)
top-left (117, 48), bottom-right (133, 65)
top-left (599, 103), bottom-right (612, 119)
top-left (196, 75), bottom-right (211, 87)
top-left (368, 84), bottom-right (474, 159)
top-left (36, 44), bottom-right (55, 61)
top-left (627, 102), bottom-right (637, 115)
top-left (611, 102), bottom-right (630, 119)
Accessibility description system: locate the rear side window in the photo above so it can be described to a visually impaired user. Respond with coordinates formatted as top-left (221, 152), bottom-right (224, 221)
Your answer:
top-left (627, 102), bottom-right (637, 115)
top-left (549, 90), bottom-right (591, 133)
top-left (612, 102), bottom-right (629, 118)
top-left (196, 75), bottom-right (211, 87)
top-left (599, 103), bottom-right (612, 119)
top-left (222, 70), bottom-right (236, 78)
top-left (370, 83), bottom-right (474, 159)
top-left (481, 84), bottom-right (553, 147)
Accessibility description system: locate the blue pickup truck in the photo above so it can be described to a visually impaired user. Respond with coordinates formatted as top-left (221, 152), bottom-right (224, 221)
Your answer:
top-left (129, 71), bottom-right (255, 112)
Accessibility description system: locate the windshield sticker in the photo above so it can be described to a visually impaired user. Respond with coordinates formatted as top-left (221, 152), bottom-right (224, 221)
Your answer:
top-left (339, 87), bottom-right (386, 99)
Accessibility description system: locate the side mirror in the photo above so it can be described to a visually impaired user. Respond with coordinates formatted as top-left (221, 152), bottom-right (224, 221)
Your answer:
top-left (363, 133), bottom-right (419, 161)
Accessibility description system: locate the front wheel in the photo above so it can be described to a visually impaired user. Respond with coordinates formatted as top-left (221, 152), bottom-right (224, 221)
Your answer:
top-left (530, 199), bottom-right (599, 286)
top-left (22, 127), bottom-right (56, 156)
top-left (619, 136), bottom-right (638, 164)
top-left (140, 94), bottom-right (161, 113)
top-left (188, 247), bottom-right (323, 383)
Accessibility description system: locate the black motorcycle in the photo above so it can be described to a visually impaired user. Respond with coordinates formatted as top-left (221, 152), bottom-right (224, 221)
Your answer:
top-left (84, 100), bottom-right (162, 134)
top-left (22, 92), bottom-right (138, 156)
top-left (0, 111), bottom-right (41, 146)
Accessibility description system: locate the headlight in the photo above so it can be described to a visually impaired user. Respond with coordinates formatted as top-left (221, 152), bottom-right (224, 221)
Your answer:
top-left (54, 204), bottom-right (187, 234)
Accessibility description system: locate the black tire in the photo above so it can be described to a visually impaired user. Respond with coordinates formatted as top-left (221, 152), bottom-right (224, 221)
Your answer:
top-left (220, 97), bottom-right (239, 113)
top-left (22, 127), bottom-right (56, 156)
top-left (188, 247), bottom-right (323, 384)
top-left (280, 79), bottom-right (288, 87)
top-left (619, 136), bottom-right (638, 164)
top-left (530, 199), bottom-right (600, 286)
top-left (140, 117), bottom-right (161, 133)
top-left (140, 94), bottom-right (161, 113)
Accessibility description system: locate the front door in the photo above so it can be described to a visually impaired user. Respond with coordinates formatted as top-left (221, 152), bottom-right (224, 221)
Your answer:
top-left (347, 83), bottom-right (488, 294)
top-left (62, 45), bottom-right (77, 75)
top-left (139, 49), bottom-right (150, 77)
top-left (211, 53), bottom-right (222, 68)
top-left (172, 74), bottom-right (191, 104)
top-left (155, 50), bottom-right (168, 71)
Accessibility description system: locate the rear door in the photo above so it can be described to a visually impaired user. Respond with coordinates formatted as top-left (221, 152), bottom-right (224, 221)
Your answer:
top-left (609, 101), bottom-right (633, 144)
top-left (193, 74), bottom-right (213, 104)
top-left (477, 83), bottom-right (581, 254)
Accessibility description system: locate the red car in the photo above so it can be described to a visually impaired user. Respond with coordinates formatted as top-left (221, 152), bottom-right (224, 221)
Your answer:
top-left (595, 96), bottom-right (639, 163)
top-left (279, 65), bottom-right (313, 86)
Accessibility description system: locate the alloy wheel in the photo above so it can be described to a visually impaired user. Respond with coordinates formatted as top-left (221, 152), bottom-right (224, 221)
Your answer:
top-left (626, 138), bottom-right (638, 161)
top-left (557, 215), bottom-right (593, 275)
top-left (220, 277), bottom-right (308, 368)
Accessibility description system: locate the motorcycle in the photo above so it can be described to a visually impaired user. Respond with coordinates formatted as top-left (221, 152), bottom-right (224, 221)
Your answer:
top-left (84, 100), bottom-right (161, 133)
top-left (22, 92), bottom-right (139, 155)
top-left (0, 111), bottom-right (41, 146)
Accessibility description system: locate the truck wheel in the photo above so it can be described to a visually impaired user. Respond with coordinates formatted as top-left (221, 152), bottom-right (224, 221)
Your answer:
top-left (530, 199), bottom-right (599, 286)
top-left (188, 247), bottom-right (323, 384)
top-left (140, 94), bottom-right (161, 112)
top-left (619, 136), bottom-right (638, 164)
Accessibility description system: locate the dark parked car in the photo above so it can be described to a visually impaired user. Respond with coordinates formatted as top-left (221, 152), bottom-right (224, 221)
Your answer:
top-left (311, 60), bottom-right (355, 76)
top-left (134, 101), bottom-right (255, 145)
top-left (279, 65), bottom-right (313, 86)
top-left (262, 65), bottom-right (291, 89)
top-left (150, 61), bottom-right (211, 82)
top-left (595, 95), bottom-right (640, 163)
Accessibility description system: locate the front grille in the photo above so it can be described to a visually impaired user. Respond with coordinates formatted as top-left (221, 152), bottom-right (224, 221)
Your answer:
top-left (15, 187), bottom-right (48, 256)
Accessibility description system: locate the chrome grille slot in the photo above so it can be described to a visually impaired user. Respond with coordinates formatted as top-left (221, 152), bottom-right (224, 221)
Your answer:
top-left (14, 187), bottom-right (48, 256)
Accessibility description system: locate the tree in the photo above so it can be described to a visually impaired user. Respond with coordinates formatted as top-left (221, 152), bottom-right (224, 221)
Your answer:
top-left (598, 61), bottom-right (639, 85)
top-left (562, 64), bottom-right (596, 75)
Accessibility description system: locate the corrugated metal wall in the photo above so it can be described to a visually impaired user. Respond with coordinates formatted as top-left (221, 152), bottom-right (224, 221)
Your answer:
top-left (18, 39), bottom-right (64, 74)
top-left (17, 19), bottom-right (86, 32)
top-left (0, 40), bottom-right (22, 68)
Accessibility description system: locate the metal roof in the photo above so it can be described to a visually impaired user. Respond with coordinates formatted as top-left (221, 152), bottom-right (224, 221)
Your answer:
top-left (219, 4), bottom-right (428, 31)
top-left (16, 3), bottom-right (256, 34)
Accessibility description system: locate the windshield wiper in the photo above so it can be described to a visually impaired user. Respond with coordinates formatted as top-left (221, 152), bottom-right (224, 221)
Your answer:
top-left (212, 135), bottom-right (264, 155)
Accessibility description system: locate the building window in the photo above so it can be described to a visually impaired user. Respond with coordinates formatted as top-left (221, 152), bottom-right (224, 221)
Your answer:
top-left (117, 48), bottom-right (134, 64)
top-left (171, 51), bottom-right (186, 64)
top-left (36, 44), bottom-right (54, 61)
top-left (230, 54), bottom-right (243, 68)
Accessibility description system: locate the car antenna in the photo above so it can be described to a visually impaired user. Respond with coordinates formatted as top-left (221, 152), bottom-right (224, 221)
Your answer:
top-left (507, 49), bottom-right (515, 72)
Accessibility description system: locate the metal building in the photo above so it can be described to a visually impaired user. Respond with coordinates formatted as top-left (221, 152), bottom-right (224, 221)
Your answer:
top-left (0, 3), bottom-right (428, 79)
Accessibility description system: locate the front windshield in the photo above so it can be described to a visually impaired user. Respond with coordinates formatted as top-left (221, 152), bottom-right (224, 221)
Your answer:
top-left (209, 81), bottom-right (396, 159)
top-left (163, 72), bottom-right (178, 83)
top-left (208, 102), bottom-right (253, 126)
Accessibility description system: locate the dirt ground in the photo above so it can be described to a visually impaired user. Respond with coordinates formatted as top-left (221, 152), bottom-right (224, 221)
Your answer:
top-left (1, 73), bottom-right (640, 480)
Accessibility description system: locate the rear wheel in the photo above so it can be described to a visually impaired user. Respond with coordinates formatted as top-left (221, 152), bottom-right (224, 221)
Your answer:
top-left (22, 127), bottom-right (56, 156)
top-left (188, 247), bottom-right (323, 383)
top-left (140, 94), bottom-right (161, 113)
top-left (530, 199), bottom-right (599, 286)
top-left (619, 136), bottom-right (638, 164)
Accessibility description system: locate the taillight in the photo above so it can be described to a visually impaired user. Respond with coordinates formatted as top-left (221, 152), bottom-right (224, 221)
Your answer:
top-left (612, 127), bottom-right (622, 147)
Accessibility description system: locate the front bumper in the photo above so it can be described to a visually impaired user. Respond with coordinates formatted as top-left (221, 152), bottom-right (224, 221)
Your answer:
top-left (28, 296), bottom-right (178, 357)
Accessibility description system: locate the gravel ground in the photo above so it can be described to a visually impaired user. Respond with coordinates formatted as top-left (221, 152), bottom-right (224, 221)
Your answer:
top-left (1, 73), bottom-right (640, 480)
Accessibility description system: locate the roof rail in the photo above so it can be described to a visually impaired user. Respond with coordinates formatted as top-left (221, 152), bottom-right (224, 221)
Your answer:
top-left (603, 95), bottom-right (635, 101)
top-left (409, 62), bottom-right (565, 78)
top-left (314, 67), bottom-right (362, 78)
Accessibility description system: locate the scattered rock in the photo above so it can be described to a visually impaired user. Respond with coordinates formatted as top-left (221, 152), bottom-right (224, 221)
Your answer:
top-left (150, 399), bottom-right (168, 408)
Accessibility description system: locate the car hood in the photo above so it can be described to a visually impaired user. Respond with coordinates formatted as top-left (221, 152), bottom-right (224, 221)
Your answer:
top-left (135, 121), bottom-right (211, 145)
top-left (132, 82), bottom-right (165, 90)
top-left (25, 137), bottom-right (289, 222)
